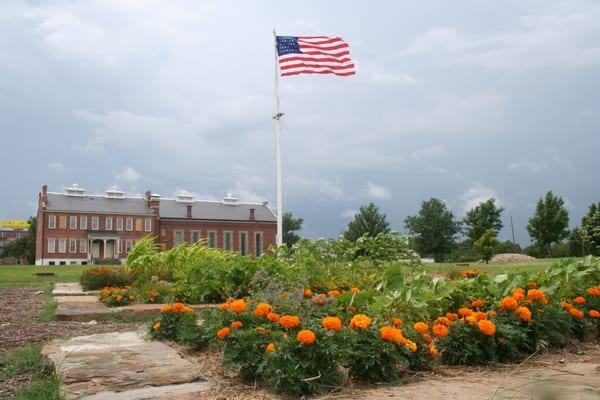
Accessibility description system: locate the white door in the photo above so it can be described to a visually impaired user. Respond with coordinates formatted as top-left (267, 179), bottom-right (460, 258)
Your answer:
top-left (91, 241), bottom-right (100, 258)
top-left (105, 241), bottom-right (114, 259)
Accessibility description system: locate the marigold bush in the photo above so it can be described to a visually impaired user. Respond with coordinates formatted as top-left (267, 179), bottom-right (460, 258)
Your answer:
top-left (81, 267), bottom-right (133, 290)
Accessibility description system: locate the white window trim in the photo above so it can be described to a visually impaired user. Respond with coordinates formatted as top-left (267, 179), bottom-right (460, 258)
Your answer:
top-left (125, 239), bottom-right (133, 253)
top-left (117, 239), bottom-right (122, 255)
top-left (69, 239), bottom-right (77, 254)
top-left (223, 231), bottom-right (233, 251)
top-left (239, 231), bottom-right (248, 255)
top-left (126, 218), bottom-right (133, 232)
top-left (116, 217), bottom-right (123, 231)
top-left (48, 238), bottom-right (56, 253)
top-left (174, 230), bottom-right (184, 245)
top-left (106, 217), bottom-right (113, 231)
top-left (79, 239), bottom-right (87, 254)
top-left (58, 239), bottom-right (66, 254)
top-left (91, 217), bottom-right (99, 231)
top-left (80, 216), bottom-right (87, 230)
top-left (191, 230), bottom-right (201, 243)
top-left (254, 231), bottom-right (264, 257)
top-left (144, 218), bottom-right (152, 232)
top-left (48, 215), bottom-right (56, 229)
top-left (69, 216), bottom-right (77, 230)
top-left (207, 230), bottom-right (217, 248)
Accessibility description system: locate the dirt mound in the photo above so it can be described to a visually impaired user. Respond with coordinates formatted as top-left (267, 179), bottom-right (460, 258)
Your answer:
top-left (491, 253), bottom-right (536, 262)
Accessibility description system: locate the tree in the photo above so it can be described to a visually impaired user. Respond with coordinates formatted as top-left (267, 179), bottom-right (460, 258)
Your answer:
top-left (404, 198), bottom-right (460, 262)
top-left (282, 212), bottom-right (303, 247)
top-left (343, 203), bottom-right (390, 242)
top-left (463, 198), bottom-right (504, 243)
top-left (526, 191), bottom-right (569, 257)
top-left (474, 229), bottom-right (499, 263)
top-left (570, 202), bottom-right (600, 256)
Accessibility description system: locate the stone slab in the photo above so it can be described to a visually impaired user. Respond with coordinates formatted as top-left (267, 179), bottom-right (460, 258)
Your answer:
top-left (42, 331), bottom-right (205, 400)
top-left (53, 282), bottom-right (100, 296)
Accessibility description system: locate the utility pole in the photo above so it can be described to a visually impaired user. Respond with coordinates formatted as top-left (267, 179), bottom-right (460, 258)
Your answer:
top-left (510, 216), bottom-right (516, 244)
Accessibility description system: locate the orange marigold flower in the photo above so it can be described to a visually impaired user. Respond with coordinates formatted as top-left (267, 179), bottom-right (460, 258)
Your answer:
top-left (266, 342), bottom-right (276, 352)
top-left (350, 314), bottom-right (372, 330)
top-left (478, 320), bottom-right (496, 336)
top-left (475, 311), bottom-right (488, 321)
top-left (573, 296), bottom-right (586, 305)
top-left (229, 299), bottom-right (247, 313)
top-left (152, 322), bottom-right (161, 330)
top-left (346, 306), bottom-right (357, 313)
top-left (527, 289), bottom-right (548, 304)
top-left (589, 310), bottom-right (600, 319)
top-left (466, 315), bottom-right (478, 325)
top-left (327, 290), bottom-right (341, 297)
top-left (471, 299), bottom-right (485, 308)
top-left (231, 321), bottom-right (244, 329)
top-left (322, 316), bottom-right (343, 331)
top-left (587, 287), bottom-right (600, 296)
top-left (303, 288), bottom-right (312, 297)
top-left (527, 281), bottom-right (537, 288)
top-left (422, 333), bottom-right (433, 344)
top-left (217, 327), bottom-right (231, 340)
top-left (512, 288), bottom-right (525, 301)
top-left (173, 303), bottom-right (185, 313)
top-left (116, 295), bottom-right (123, 302)
top-left (413, 322), bottom-right (429, 334)
top-left (297, 329), bottom-right (316, 345)
top-left (350, 287), bottom-right (360, 294)
top-left (560, 301), bottom-right (573, 311)
top-left (380, 326), bottom-right (400, 342)
top-left (432, 324), bottom-right (448, 338)
top-left (427, 343), bottom-right (438, 358)
top-left (515, 306), bottom-right (532, 322)
top-left (161, 304), bottom-right (172, 313)
top-left (500, 296), bottom-right (518, 310)
top-left (569, 308), bottom-right (584, 319)
top-left (267, 312), bottom-right (280, 322)
top-left (392, 318), bottom-right (403, 327)
top-left (446, 312), bottom-right (459, 321)
top-left (279, 315), bottom-right (301, 329)
top-left (458, 307), bottom-right (473, 317)
top-left (434, 316), bottom-right (452, 327)
top-left (182, 306), bottom-right (194, 313)
top-left (253, 303), bottom-right (273, 317)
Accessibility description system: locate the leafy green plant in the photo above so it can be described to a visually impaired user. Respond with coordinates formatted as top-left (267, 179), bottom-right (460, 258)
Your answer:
top-left (80, 267), bottom-right (133, 290)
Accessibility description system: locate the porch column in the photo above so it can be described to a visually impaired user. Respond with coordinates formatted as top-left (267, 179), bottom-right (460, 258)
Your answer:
top-left (87, 239), bottom-right (91, 262)
top-left (102, 239), bottom-right (107, 259)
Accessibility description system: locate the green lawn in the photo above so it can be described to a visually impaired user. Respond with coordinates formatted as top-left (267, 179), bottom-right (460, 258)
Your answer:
top-left (424, 257), bottom-right (577, 276)
top-left (0, 265), bottom-right (96, 288)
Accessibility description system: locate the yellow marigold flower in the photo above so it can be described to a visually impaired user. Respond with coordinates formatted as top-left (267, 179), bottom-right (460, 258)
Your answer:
top-left (297, 329), bottom-right (316, 345)
top-left (152, 322), bottom-right (160, 330)
top-left (322, 316), bottom-right (343, 331)
top-left (303, 288), bottom-right (312, 297)
top-left (279, 315), bottom-right (301, 329)
top-left (587, 287), bottom-right (600, 296)
top-left (231, 321), bottom-right (244, 329)
top-left (173, 303), bottom-right (185, 313)
top-left (471, 299), bottom-right (485, 308)
top-left (217, 327), bottom-right (231, 340)
top-left (266, 342), bottom-right (276, 352)
top-left (229, 299), bottom-right (247, 313)
top-left (327, 290), bottom-right (341, 297)
top-left (527, 289), bottom-right (548, 305)
top-left (253, 303), bottom-right (273, 317)
top-left (413, 322), bottom-right (429, 334)
top-left (500, 296), bottom-right (518, 310)
top-left (569, 307), bottom-right (584, 319)
top-left (458, 308), bottom-right (473, 317)
top-left (405, 339), bottom-right (418, 352)
top-left (434, 316), bottom-right (452, 327)
top-left (432, 324), bottom-right (448, 338)
top-left (527, 281), bottom-right (537, 288)
top-left (515, 306), bottom-right (532, 322)
top-left (512, 288), bottom-right (525, 301)
top-left (392, 318), bottom-right (402, 327)
top-left (350, 287), bottom-right (360, 294)
top-left (267, 312), bottom-right (280, 322)
top-left (474, 311), bottom-right (488, 321)
top-left (573, 296), bottom-right (586, 305)
top-left (350, 314), bottom-right (372, 330)
top-left (219, 303), bottom-right (229, 311)
top-left (589, 310), bottom-right (600, 319)
top-left (465, 315), bottom-right (478, 325)
top-left (478, 320), bottom-right (496, 336)
top-left (446, 312), bottom-right (459, 321)
top-left (427, 343), bottom-right (438, 358)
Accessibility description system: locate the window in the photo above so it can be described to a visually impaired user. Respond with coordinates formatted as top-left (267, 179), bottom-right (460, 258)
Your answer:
top-left (126, 218), bottom-right (133, 231)
top-left (255, 232), bottom-right (263, 257)
top-left (208, 231), bottom-right (217, 248)
top-left (69, 216), bottom-right (77, 229)
top-left (48, 239), bottom-right (56, 253)
top-left (91, 217), bottom-right (99, 230)
top-left (191, 231), bottom-right (200, 243)
top-left (144, 219), bottom-right (152, 232)
top-left (125, 239), bottom-right (133, 253)
top-left (79, 239), bottom-right (87, 254)
top-left (48, 215), bottom-right (56, 229)
top-left (69, 239), bottom-right (77, 253)
top-left (174, 230), bottom-right (184, 245)
top-left (58, 239), bottom-right (66, 253)
top-left (80, 216), bottom-right (88, 230)
top-left (116, 217), bottom-right (123, 231)
top-left (117, 239), bottom-right (122, 255)
top-left (239, 232), bottom-right (248, 255)
top-left (106, 217), bottom-right (113, 231)
top-left (59, 215), bottom-right (67, 229)
top-left (223, 231), bottom-right (232, 251)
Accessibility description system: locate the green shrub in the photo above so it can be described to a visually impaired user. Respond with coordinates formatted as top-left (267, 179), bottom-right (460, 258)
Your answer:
top-left (99, 286), bottom-right (135, 307)
top-left (148, 303), bottom-right (197, 341)
top-left (80, 267), bottom-right (133, 290)
top-left (438, 320), bottom-right (497, 365)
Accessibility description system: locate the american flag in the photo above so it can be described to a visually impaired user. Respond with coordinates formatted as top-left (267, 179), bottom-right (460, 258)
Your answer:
top-left (276, 35), bottom-right (356, 77)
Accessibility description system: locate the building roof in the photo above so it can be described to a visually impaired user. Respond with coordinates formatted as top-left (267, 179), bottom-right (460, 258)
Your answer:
top-left (44, 192), bottom-right (277, 223)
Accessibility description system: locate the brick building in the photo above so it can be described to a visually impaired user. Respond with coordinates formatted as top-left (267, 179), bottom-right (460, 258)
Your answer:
top-left (0, 228), bottom-right (29, 250)
top-left (35, 184), bottom-right (277, 265)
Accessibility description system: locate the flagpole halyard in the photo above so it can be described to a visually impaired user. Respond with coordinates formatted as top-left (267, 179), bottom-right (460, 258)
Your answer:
top-left (273, 28), bottom-right (284, 247)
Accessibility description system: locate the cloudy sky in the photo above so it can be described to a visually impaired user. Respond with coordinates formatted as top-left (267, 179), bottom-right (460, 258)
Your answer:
top-left (1, 0), bottom-right (599, 245)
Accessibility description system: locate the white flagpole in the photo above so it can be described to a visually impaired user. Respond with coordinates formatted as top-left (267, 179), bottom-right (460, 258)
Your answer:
top-left (273, 28), bottom-right (284, 246)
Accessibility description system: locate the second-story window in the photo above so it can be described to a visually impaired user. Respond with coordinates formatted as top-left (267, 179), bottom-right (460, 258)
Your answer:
top-left (69, 216), bottom-right (77, 230)
top-left (255, 232), bottom-right (263, 257)
top-left (223, 232), bottom-right (232, 251)
top-left (126, 218), bottom-right (133, 231)
top-left (91, 217), bottom-right (99, 230)
top-left (208, 231), bottom-right (217, 248)
top-left (106, 217), bottom-right (113, 231)
top-left (48, 215), bottom-right (56, 229)
top-left (80, 216), bottom-right (88, 230)
top-left (239, 232), bottom-right (248, 256)
top-left (116, 217), bottom-right (123, 231)
top-left (144, 219), bottom-right (152, 232)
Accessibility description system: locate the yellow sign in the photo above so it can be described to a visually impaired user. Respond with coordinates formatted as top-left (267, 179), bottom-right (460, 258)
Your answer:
top-left (1, 220), bottom-right (30, 230)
